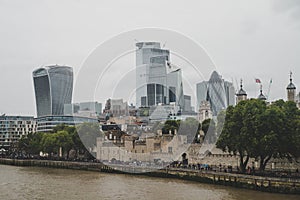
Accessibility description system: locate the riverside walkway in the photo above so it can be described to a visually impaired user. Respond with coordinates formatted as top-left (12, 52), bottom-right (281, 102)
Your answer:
top-left (0, 158), bottom-right (299, 194)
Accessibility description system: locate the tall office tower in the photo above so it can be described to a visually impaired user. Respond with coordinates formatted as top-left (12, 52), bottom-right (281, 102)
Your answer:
top-left (33, 65), bottom-right (73, 117)
top-left (224, 81), bottom-right (235, 106)
top-left (183, 95), bottom-right (192, 112)
top-left (207, 71), bottom-right (227, 115)
top-left (196, 71), bottom-right (235, 116)
top-left (136, 42), bottom-right (169, 107)
top-left (286, 72), bottom-right (296, 102)
top-left (167, 68), bottom-right (184, 109)
top-left (196, 81), bottom-right (208, 109)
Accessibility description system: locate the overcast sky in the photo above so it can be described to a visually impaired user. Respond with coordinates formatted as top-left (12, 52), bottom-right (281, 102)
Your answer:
top-left (0, 0), bottom-right (300, 116)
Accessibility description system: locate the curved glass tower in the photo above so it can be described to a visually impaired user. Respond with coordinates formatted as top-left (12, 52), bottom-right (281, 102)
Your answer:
top-left (196, 71), bottom-right (235, 116)
top-left (33, 65), bottom-right (73, 117)
top-left (207, 71), bottom-right (227, 115)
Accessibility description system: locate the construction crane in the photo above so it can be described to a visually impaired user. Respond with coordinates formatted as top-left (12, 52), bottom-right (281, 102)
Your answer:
top-left (266, 79), bottom-right (272, 100)
top-left (167, 61), bottom-right (180, 71)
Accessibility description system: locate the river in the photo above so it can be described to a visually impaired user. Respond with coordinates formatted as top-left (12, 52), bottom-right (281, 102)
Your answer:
top-left (0, 164), bottom-right (298, 200)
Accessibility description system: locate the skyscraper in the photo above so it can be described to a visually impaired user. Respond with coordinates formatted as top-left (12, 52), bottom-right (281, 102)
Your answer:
top-left (33, 65), bottom-right (73, 117)
top-left (167, 68), bottom-right (184, 109)
top-left (136, 42), bottom-right (169, 108)
top-left (196, 71), bottom-right (235, 116)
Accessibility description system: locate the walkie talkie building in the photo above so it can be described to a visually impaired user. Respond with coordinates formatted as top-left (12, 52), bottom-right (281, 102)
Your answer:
top-left (33, 65), bottom-right (73, 117)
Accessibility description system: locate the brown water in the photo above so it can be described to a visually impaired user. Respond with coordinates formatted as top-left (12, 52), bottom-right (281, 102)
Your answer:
top-left (0, 164), bottom-right (298, 200)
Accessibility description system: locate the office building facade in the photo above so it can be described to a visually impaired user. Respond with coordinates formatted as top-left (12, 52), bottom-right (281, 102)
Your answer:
top-left (196, 71), bottom-right (235, 116)
top-left (64, 102), bottom-right (102, 118)
top-left (33, 65), bottom-right (73, 117)
top-left (167, 68), bottom-right (184, 109)
top-left (136, 42), bottom-right (169, 108)
top-left (0, 115), bottom-right (36, 149)
top-left (36, 115), bottom-right (98, 133)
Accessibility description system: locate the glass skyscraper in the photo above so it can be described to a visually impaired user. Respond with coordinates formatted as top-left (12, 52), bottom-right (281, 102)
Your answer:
top-left (167, 68), bottom-right (184, 109)
top-left (196, 71), bottom-right (235, 116)
top-left (33, 65), bottom-right (73, 117)
top-left (136, 42), bottom-right (169, 107)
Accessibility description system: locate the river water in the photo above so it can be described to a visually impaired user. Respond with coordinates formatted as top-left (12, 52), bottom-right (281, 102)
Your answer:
top-left (0, 164), bottom-right (298, 200)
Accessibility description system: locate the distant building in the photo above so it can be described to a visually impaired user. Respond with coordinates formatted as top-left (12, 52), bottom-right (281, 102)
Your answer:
top-left (183, 95), bottom-right (192, 112)
top-left (257, 84), bottom-right (267, 101)
top-left (149, 104), bottom-right (181, 121)
top-left (0, 115), bottom-right (36, 150)
top-left (296, 92), bottom-right (300, 108)
top-left (196, 71), bottom-right (235, 116)
top-left (96, 131), bottom-right (187, 163)
top-left (167, 68), bottom-right (184, 109)
top-left (33, 65), bottom-right (73, 117)
top-left (136, 42), bottom-right (169, 107)
top-left (36, 115), bottom-right (98, 133)
top-left (64, 102), bottom-right (102, 118)
top-left (287, 72), bottom-right (296, 102)
top-left (103, 99), bottom-right (128, 117)
top-left (236, 79), bottom-right (247, 104)
top-left (198, 101), bottom-right (212, 123)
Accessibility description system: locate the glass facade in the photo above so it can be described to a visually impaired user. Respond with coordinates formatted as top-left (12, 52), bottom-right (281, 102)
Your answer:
top-left (196, 71), bottom-right (235, 116)
top-left (0, 116), bottom-right (36, 149)
top-left (136, 42), bottom-right (169, 108)
top-left (167, 68), bottom-right (184, 109)
top-left (33, 65), bottom-right (73, 117)
top-left (36, 115), bottom-right (98, 133)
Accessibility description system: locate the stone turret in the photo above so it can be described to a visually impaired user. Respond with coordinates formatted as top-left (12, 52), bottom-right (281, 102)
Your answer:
top-left (287, 71), bottom-right (296, 102)
top-left (236, 79), bottom-right (247, 104)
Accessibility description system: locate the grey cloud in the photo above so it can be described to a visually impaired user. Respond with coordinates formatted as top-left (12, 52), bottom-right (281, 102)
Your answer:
top-left (272, 0), bottom-right (300, 20)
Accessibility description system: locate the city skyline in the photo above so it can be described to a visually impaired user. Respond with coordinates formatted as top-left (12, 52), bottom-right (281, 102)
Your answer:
top-left (0, 0), bottom-right (300, 116)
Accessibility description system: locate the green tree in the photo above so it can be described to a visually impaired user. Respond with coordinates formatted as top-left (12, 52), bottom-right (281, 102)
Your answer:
top-left (253, 103), bottom-right (284, 171)
top-left (18, 132), bottom-right (43, 156)
top-left (201, 118), bottom-right (216, 144)
top-left (179, 118), bottom-right (201, 143)
top-left (76, 123), bottom-right (103, 158)
top-left (217, 99), bottom-right (300, 172)
top-left (162, 120), bottom-right (180, 134)
top-left (41, 134), bottom-right (58, 157)
top-left (55, 130), bottom-right (73, 158)
top-left (217, 100), bottom-right (266, 172)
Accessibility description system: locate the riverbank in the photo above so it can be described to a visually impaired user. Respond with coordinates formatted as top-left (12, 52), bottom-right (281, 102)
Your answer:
top-left (0, 158), bottom-right (299, 195)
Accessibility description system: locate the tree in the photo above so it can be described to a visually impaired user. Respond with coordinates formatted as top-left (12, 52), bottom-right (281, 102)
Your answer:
top-left (217, 99), bottom-right (300, 172)
top-left (278, 100), bottom-right (300, 159)
top-left (178, 118), bottom-right (201, 143)
top-left (217, 100), bottom-right (266, 172)
top-left (201, 119), bottom-right (211, 135)
top-left (41, 134), bottom-right (58, 157)
top-left (201, 118), bottom-right (216, 144)
top-left (162, 120), bottom-right (180, 134)
top-left (55, 130), bottom-right (73, 158)
top-left (76, 123), bottom-right (103, 158)
top-left (253, 103), bottom-right (284, 171)
top-left (18, 132), bottom-right (43, 156)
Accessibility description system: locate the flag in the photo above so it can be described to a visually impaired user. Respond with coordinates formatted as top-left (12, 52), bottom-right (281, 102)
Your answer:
top-left (255, 78), bottom-right (261, 83)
